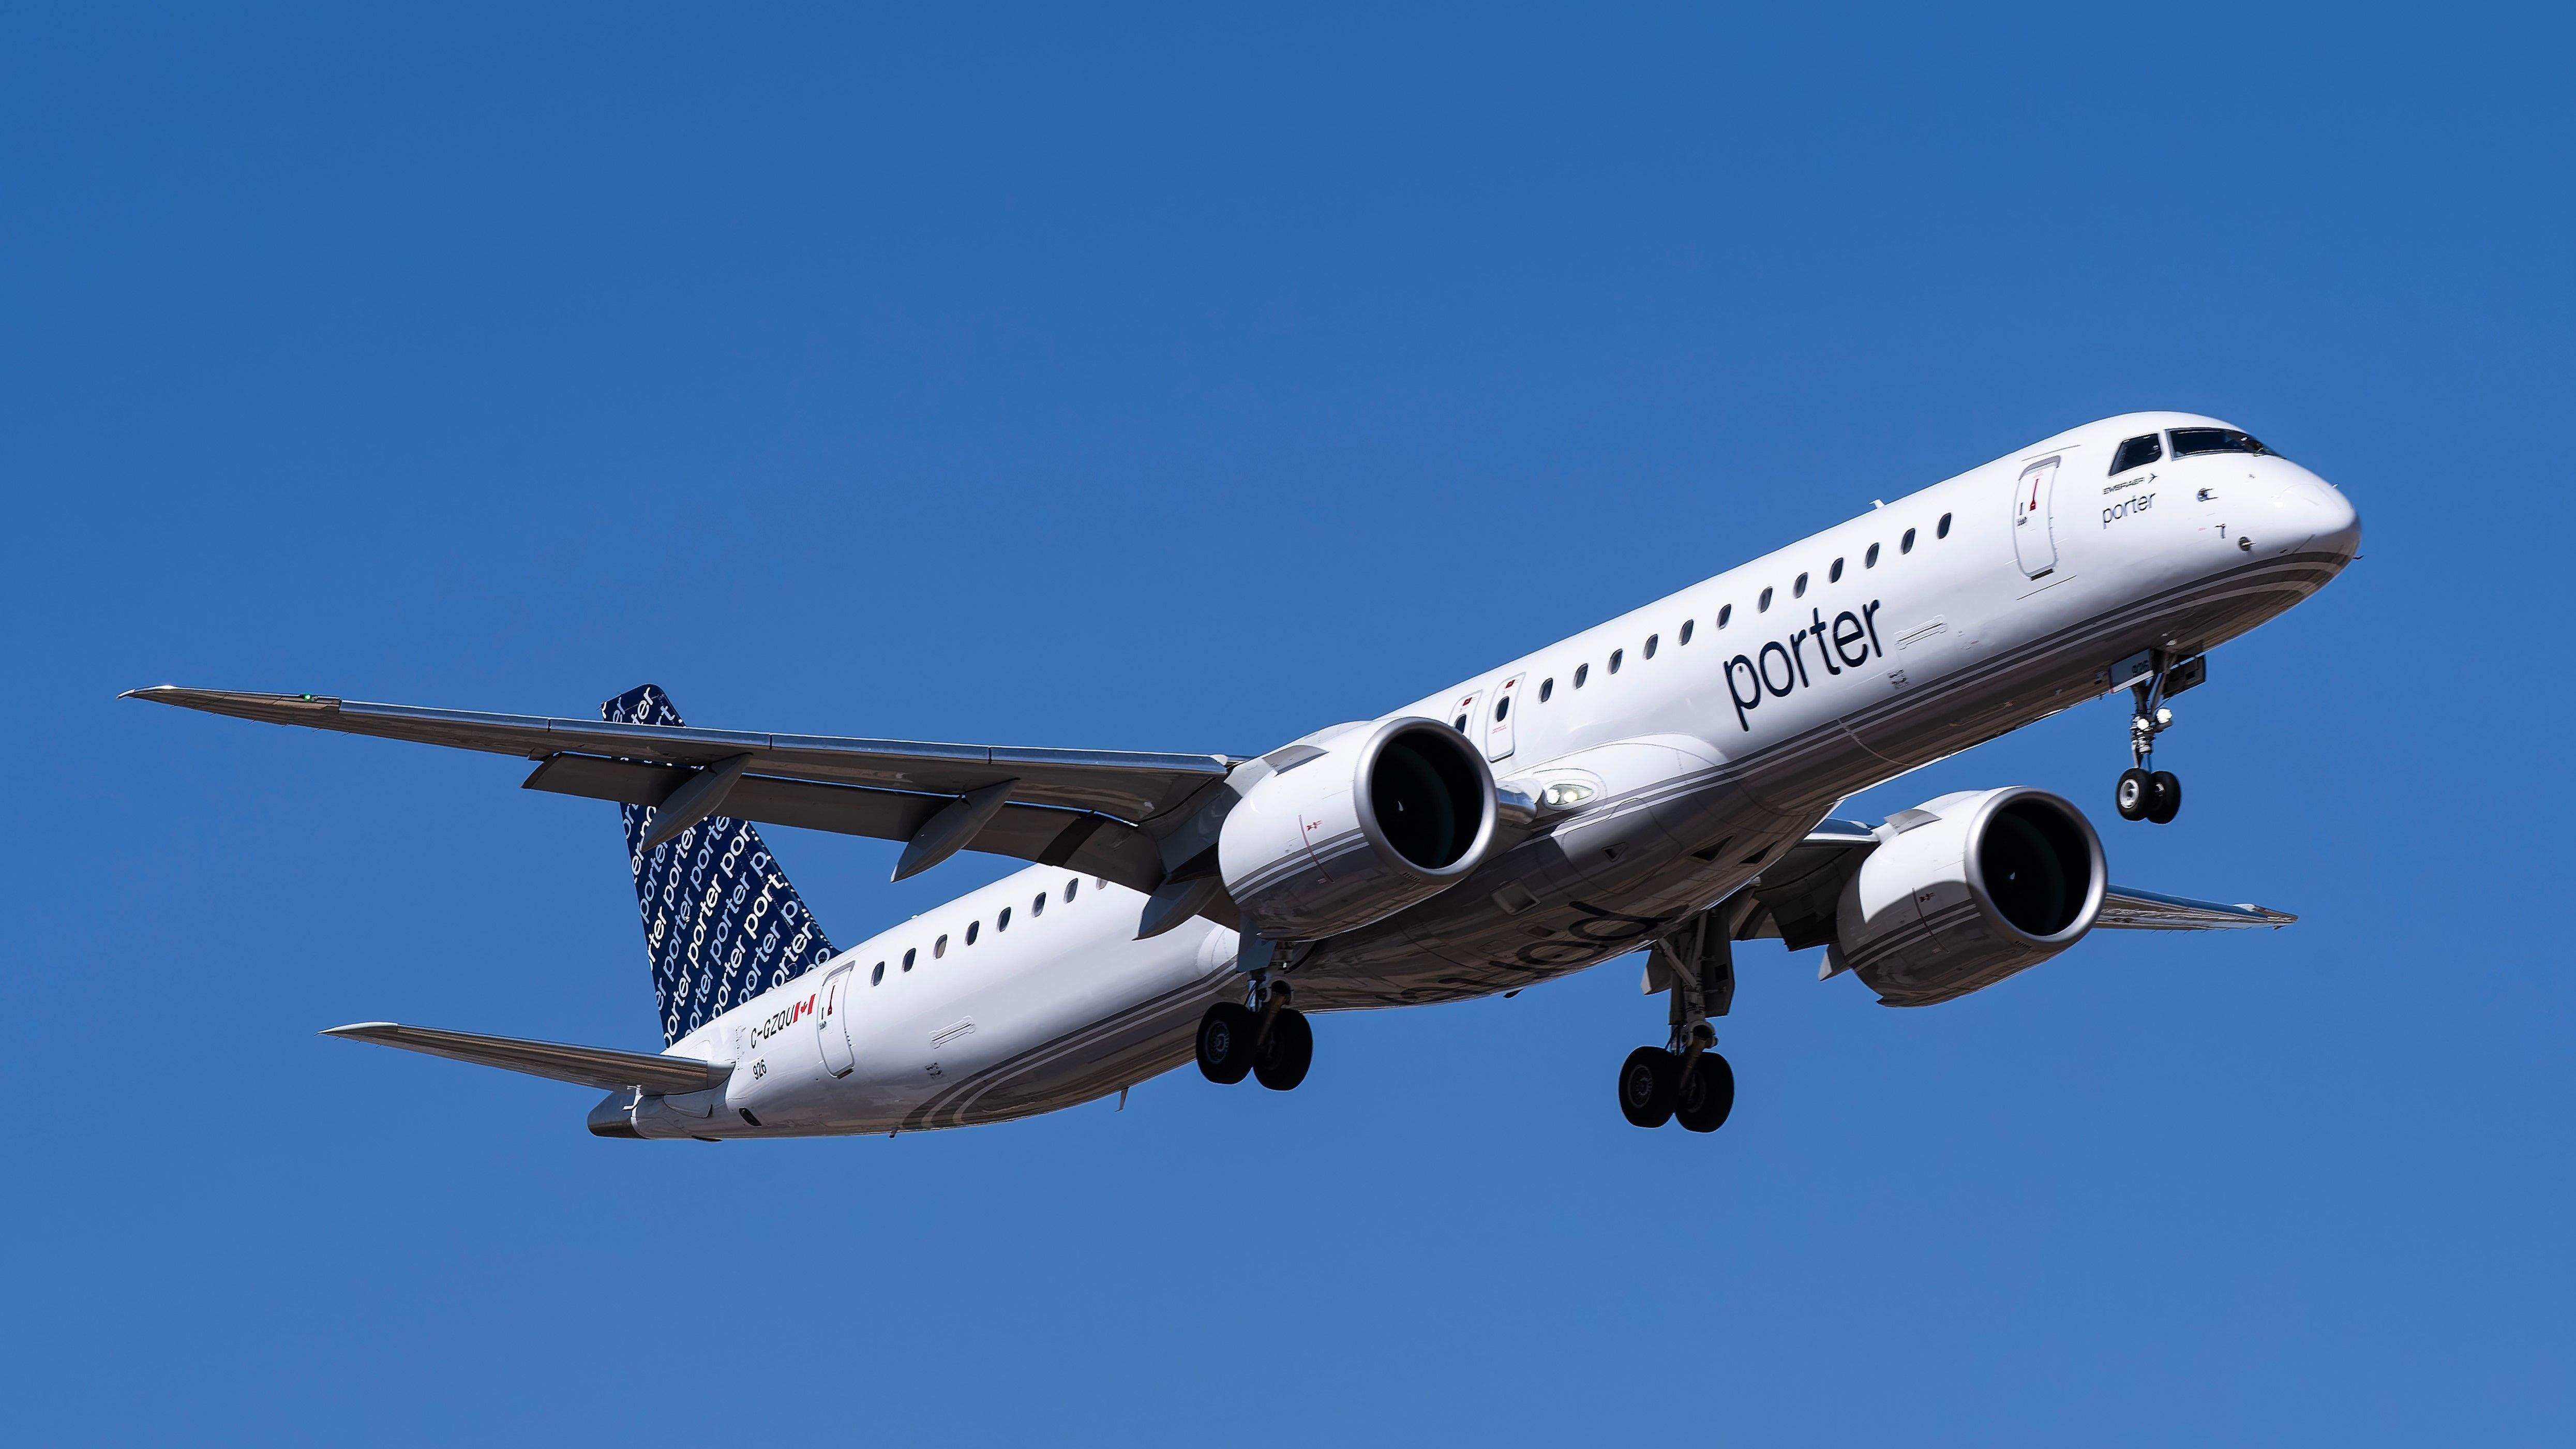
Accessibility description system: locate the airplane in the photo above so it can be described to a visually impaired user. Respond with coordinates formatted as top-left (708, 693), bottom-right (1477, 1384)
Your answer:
top-left (129, 411), bottom-right (2359, 1139)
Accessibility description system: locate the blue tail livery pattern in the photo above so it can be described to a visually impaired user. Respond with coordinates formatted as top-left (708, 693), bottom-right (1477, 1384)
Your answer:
top-left (605, 685), bottom-right (838, 1045)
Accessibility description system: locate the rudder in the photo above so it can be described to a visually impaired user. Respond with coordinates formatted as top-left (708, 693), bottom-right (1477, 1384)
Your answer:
top-left (605, 685), bottom-right (838, 1044)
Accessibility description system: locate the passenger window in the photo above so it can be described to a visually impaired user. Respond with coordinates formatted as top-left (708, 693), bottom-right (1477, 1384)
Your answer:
top-left (1717, 604), bottom-right (1733, 628)
top-left (903, 948), bottom-right (917, 971)
top-left (1901, 528), bottom-right (1916, 553)
top-left (1758, 587), bottom-right (1773, 612)
top-left (1937, 513), bottom-right (1953, 538)
top-left (1094, 877), bottom-right (1107, 891)
top-left (1865, 543), bottom-right (1880, 567)
top-left (1494, 695), bottom-right (1510, 721)
top-left (997, 907), bottom-right (1011, 932)
top-left (2169, 426), bottom-right (2271, 458)
top-left (1608, 649), bottom-right (1624, 674)
top-left (965, 921), bottom-right (979, 945)
top-left (1679, 620), bottom-right (1694, 645)
top-left (1539, 678), bottom-right (1554, 701)
top-left (1065, 879), bottom-right (1079, 902)
top-left (1452, 712), bottom-right (1469, 733)
top-left (872, 962), bottom-right (885, 985)
top-left (2109, 433), bottom-right (2163, 474)
top-left (1031, 892), bottom-right (1045, 917)
top-left (1644, 634), bottom-right (1658, 659)
top-left (1829, 558), bottom-right (1844, 582)
top-left (933, 936), bottom-right (947, 959)
top-left (1575, 664), bottom-right (1589, 688)
top-left (1793, 573), bottom-right (1808, 597)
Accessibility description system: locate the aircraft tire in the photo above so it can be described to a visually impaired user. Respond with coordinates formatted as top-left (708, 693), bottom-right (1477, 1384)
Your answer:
top-left (1196, 1002), bottom-right (1257, 1084)
top-left (2146, 770), bottom-right (2182, 825)
top-left (1252, 1008), bottom-right (1312, 1092)
top-left (1674, 1052), bottom-right (1735, 1133)
top-left (1618, 1047), bottom-right (1677, 1128)
top-left (2115, 768), bottom-right (2151, 820)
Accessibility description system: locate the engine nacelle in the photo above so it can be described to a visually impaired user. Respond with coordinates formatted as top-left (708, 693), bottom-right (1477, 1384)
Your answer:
top-left (1833, 787), bottom-right (2104, 1007)
top-left (1219, 717), bottom-right (1500, 941)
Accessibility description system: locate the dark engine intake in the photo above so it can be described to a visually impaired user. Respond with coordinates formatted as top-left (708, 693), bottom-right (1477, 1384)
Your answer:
top-left (1831, 786), bottom-right (2104, 1007)
top-left (1218, 716), bottom-right (1500, 941)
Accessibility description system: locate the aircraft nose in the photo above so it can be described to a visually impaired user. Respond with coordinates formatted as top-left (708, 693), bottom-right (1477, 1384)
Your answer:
top-left (2248, 465), bottom-right (2359, 564)
top-left (2296, 476), bottom-right (2362, 561)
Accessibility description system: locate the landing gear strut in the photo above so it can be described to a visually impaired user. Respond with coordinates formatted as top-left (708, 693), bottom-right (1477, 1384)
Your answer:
top-left (1617, 913), bottom-right (1736, 1132)
top-left (2114, 651), bottom-right (2200, 825)
top-left (1197, 959), bottom-right (1311, 1092)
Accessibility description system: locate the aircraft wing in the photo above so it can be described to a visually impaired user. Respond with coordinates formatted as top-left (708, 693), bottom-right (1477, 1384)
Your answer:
top-left (125, 684), bottom-right (1239, 898)
top-left (323, 1021), bottom-right (728, 1094)
top-left (1733, 819), bottom-right (2294, 945)
top-left (2090, 885), bottom-right (2295, 930)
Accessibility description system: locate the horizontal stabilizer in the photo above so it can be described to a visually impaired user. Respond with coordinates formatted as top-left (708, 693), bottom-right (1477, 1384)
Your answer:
top-left (321, 1022), bottom-right (730, 1094)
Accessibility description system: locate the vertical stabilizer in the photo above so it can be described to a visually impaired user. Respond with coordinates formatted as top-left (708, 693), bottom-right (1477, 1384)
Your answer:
top-left (605, 685), bottom-right (838, 1044)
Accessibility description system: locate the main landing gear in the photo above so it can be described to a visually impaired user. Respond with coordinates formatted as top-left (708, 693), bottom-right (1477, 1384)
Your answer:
top-left (2113, 650), bottom-right (2205, 826)
top-left (1197, 976), bottom-right (1311, 1092)
top-left (1619, 913), bottom-right (1736, 1133)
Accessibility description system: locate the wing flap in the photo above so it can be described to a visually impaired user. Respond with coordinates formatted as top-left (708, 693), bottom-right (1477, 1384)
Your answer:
top-left (322, 1022), bottom-right (728, 1094)
top-left (519, 753), bottom-right (1175, 898)
top-left (125, 685), bottom-right (1233, 823)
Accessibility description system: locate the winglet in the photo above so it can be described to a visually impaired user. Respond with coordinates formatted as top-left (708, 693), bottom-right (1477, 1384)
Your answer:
top-left (122, 685), bottom-right (347, 718)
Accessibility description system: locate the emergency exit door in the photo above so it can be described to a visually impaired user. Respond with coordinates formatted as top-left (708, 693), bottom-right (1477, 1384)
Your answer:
top-left (1482, 675), bottom-right (1523, 761)
top-left (2012, 457), bottom-right (2061, 577)
top-left (816, 964), bottom-right (856, 1078)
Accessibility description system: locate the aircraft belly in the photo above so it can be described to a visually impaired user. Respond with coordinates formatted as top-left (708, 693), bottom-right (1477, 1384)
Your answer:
top-left (1290, 767), bottom-right (1821, 1010)
top-left (892, 962), bottom-right (1238, 1131)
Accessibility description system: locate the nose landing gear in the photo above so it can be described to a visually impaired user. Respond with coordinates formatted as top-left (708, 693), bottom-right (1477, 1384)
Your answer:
top-left (2115, 766), bottom-right (2181, 825)
top-left (1617, 913), bottom-right (1736, 1133)
top-left (2113, 651), bottom-right (2202, 825)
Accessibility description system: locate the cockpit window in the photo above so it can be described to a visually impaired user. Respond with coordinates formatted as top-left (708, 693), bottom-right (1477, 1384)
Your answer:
top-left (2168, 427), bottom-right (2273, 458)
top-left (2109, 433), bottom-right (2163, 475)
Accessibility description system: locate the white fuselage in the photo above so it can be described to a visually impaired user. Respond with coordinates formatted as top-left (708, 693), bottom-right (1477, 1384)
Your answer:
top-left (637, 412), bottom-right (2361, 1138)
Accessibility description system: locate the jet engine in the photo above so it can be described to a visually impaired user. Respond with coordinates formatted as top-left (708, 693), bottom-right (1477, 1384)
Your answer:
top-left (1832, 787), bottom-right (2104, 1007)
top-left (1219, 717), bottom-right (1500, 941)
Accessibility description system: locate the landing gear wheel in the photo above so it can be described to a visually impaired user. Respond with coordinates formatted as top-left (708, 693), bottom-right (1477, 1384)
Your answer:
top-left (2115, 767), bottom-right (2151, 821)
top-left (2145, 770), bottom-right (2182, 825)
top-left (1196, 1002), bottom-right (1256, 1084)
top-left (1252, 1008), bottom-right (1312, 1091)
top-left (1617, 1047), bottom-right (1676, 1128)
top-left (1674, 1052), bottom-right (1735, 1133)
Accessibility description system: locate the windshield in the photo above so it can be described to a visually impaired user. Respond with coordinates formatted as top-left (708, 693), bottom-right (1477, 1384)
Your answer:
top-left (2168, 426), bottom-right (2275, 459)
top-left (2108, 433), bottom-right (2163, 474)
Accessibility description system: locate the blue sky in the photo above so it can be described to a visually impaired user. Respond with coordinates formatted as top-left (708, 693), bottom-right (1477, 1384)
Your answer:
top-left (6, 5), bottom-right (2571, 1444)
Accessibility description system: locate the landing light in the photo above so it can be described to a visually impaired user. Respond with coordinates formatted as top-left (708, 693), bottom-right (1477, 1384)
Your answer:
top-left (1541, 783), bottom-right (1595, 807)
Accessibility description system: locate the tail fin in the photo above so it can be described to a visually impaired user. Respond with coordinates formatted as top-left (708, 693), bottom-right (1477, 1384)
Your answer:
top-left (605, 685), bottom-right (838, 1045)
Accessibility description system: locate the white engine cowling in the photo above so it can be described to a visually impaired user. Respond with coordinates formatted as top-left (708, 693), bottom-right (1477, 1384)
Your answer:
top-left (1832, 787), bottom-right (2105, 1007)
top-left (1219, 717), bottom-right (1500, 941)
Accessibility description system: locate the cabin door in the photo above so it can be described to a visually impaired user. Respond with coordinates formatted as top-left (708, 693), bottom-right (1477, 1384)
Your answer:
top-left (2012, 457), bottom-right (2062, 577)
